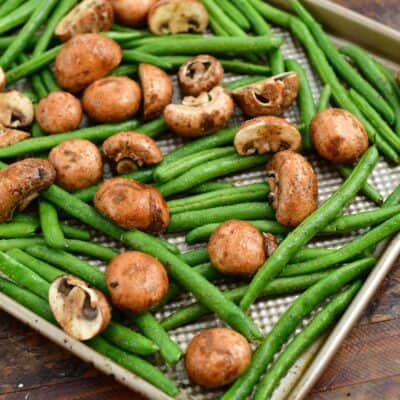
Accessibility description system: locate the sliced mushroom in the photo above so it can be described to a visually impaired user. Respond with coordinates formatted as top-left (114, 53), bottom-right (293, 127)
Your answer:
top-left (138, 63), bottom-right (173, 121)
top-left (111, 0), bottom-right (156, 26)
top-left (163, 86), bottom-right (234, 137)
top-left (0, 158), bottom-right (56, 223)
top-left (0, 126), bottom-right (30, 148)
top-left (148, 0), bottom-right (208, 35)
top-left (178, 55), bottom-right (223, 96)
top-left (234, 116), bottom-right (302, 155)
top-left (232, 72), bottom-right (299, 117)
top-left (0, 91), bottom-right (34, 128)
top-left (102, 131), bottom-right (162, 174)
top-left (266, 150), bottom-right (318, 227)
top-left (0, 67), bottom-right (5, 92)
top-left (49, 275), bottom-right (111, 341)
top-left (55, 0), bottom-right (114, 42)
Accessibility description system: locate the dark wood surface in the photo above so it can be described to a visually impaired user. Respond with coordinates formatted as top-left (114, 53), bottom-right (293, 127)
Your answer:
top-left (1, 1), bottom-right (400, 399)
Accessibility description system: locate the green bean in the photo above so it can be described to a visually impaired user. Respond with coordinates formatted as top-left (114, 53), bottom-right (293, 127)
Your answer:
top-left (239, 146), bottom-right (379, 311)
top-left (110, 64), bottom-right (138, 77)
top-left (39, 200), bottom-right (65, 249)
top-left (217, 0), bottom-right (250, 30)
top-left (158, 154), bottom-right (270, 197)
top-left (0, 0), bottom-right (25, 18)
top-left (190, 181), bottom-right (235, 193)
top-left (375, 61), bottom-right (400, 102)
top-left (316, 84), bottom-right (332, 112)
top-left (60, 224), bottom-right (90, 241)
top-left (0, 35), bottom-right (17, 50)
top-left (291, 247), bottom-right (338, 263)
top-left (30, 74), bottom-right (48, 99)
top-left (208, 14), bottom-right (229, 36)
top-left (0, 0), bottom-right (38, 35)
top-left (63, 240), bottom-right (117, 261)
top-left (123, 230), bottom-right (263, 341)
top-left (123, 49), bottom-right (173, 69)
top-left (0, 221), bottom-right (37, 238)
top-left (111, 23), bottom-right (151, 34)
top-left (222, 257), bottom-right (375, 400)
top-left (23, 90), bottom-right (38, 103)
top-left (248, 0), bottom-right (291, 28)
top-left (103, 31), bottom-right (149, 42)
top-left (40, 69), bottom-right (61, 92)
top-left (180, 247), bottom-right (208, 266)
top-left (254, 281), bottom-right (361, 399)
top-left (122, 34), bottom-right (202, 49)
top-left (225, 76), bottom-right (265, 91)
top-left (384, 184), bottom-right (400, 208)
top-left (0, 238), bottom-right (45, 251)
top-left (31, 122), bottom-right (45, 137)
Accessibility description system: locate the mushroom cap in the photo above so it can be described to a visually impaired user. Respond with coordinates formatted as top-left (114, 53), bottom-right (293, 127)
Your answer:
top-left (102, 131), bottom-right (162, 174)
top-left (148, 0), bottom-right (208, 35)
top-left (178, 54), bottom-right (224, 96)
top-left (0, 90), bottom-right (34, 128)
top-left (0, 158), bottom-right (56, 223)
top-left (185, 328), bottom-right (252, 388)
top-left (55, 0), bottom-right (114, 42)
top-left (208, 220), bottom-right (266, 276)
top-left (111, 0), bottom-right (156, 26)
top-left (106, 251), bottom-right (169, 313)
top-left (49, 275), bottom-right (111, 341)
top-left (94, 177), bottom-right (170, 232)
top-left (48, 139), bottom-right (103, 192)
top-left (234, 116), bottom-right (302, 155)
top-left (0, 126), bottom-right (30, 148)
top-left (310, 108), bottom-right (369, 164)
top-left (36, 91), bottom-right (82, 134)
top-left (138, 63), bottom-right (173, 121)
top-left (0, 67), bottom-right (5, 91)
top-left (163, 86), bottom-right (234, 137)
top-left (266, 150), bottom-right (318, 227)
top-left (55, 34), bottom-right (122, 93)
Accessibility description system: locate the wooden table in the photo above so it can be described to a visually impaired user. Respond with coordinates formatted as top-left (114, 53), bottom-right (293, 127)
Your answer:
top-left (1, 1), bottom-right (400, 399)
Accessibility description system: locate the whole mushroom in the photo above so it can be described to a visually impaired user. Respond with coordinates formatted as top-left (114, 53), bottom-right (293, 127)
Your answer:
top-left (49, 275), bottom-right (111, 341)
top-left (0, 91), bottom-right (34, 128)
top-left (266, 150), bottom-right (318, 227)
top-left (0, 126), bottom-right (30, 148)
top-left (102, 131), bottom-right (162, 174)
top-left (111, 0), bottom-right (156, 26)
top-left (310, 108), bottom-right (369, 164)
top-left (94, 178), bottom-right (169, 232)
top-left (106, 251), bottom-right (169, 313)
top-left (48, 139), bottom-right (103, 192)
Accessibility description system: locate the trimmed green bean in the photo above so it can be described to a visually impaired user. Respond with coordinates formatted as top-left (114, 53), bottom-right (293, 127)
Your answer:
top-left (190, 181), bottom-right (235, 193)
top-left (123, 50), bottom-right (173, 69)
top-left (110, 64), bottom-right (138, 77)
top-left (316, 84), bottom-right (332, 112)
top-left (384, 184), bottom-right (400, 208)
top-left (217, 0), bottom-right (250, 30)
top-left (0, 0), bottom-right (25, 19)
top-left (375, 62), bottom-right (400, 102)
top-left (0, 238), bottom-right (45, 251)
top-left (64, 240), bottom-right (118, 261)
top-left (60, 224), bottom-right (90, 241)
top-left (208, 14), bottom-right (229, 36)
top-left (31, 122), bottom-right (45, 137)
top-left (103, 31), bottom-right (149, 42)
top-left (180, 247), bottom-right (209, 266)
top-left (122, 34), bottom-right (202, 49)
top-left (40, 69), bottom-right (61, 92)
top-left (39, 200), bottom-right (65, 249)
top-left (0, 222), bottom-right (37, 238)
top-left (248, 0), bottom-right (291, 28)
top-left (225, 76), bottom-right (265, 91)
top-left (31, 74), bottom-right (48, 99)
top-left (0, 0), bottom-right (38, 35)
top-left (291, 247), bottom-right (338, 263)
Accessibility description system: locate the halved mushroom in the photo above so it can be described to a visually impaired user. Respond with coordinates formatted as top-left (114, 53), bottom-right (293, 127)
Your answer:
top-left (0, 91), bottom-right (34, 128)
top-left (232, 72), bottom-right (299, 117)
top-left (266, 150), bottom-right (318, 227)
top-left (178, 55), bottom-right (224, 96)
top-left (234, 116), bottom-right (302, 155)
top-left (148, 0), bottom-right (208, 35)
top-left (112, 0), bottom-right (156, 26)
top-left (102, 131), bottom-right (162, 174)
top-left (139, 63), bottom-right (173, 121)
top-left (0, 126), bottom-right (30, 148)
top-left (49, 275), bottom-right (111, 341)
top-left (0, 158), bottom-right (56, 223)
top-left (0, 67), bottom-right (5, 92)
top-left (163, 86), bottom-right (234, 137)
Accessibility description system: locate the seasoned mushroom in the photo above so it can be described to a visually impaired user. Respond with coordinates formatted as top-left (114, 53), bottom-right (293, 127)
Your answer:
top-left (0, 126), bottom-right (30, 148)
top-left (48, 139), bottom-right (103, 192)
top-left (232, 72), bottom-right (299, 117)
top-left (94, 178), bottom-right (169, 232)
top-left (148, 0), bottom-right (208, 35)
top-left (163, 86), bottom-right (234, 137)
top-left (112, 0), bottom-right (156, 26)
top-left (234, 116), bottom-right (302, 155)
top-left (106, 251), bottom-right (169, 313)
top-left (102, 131), bottom-right (162, 174)
top-left (185, 328), bottom-right (252, 388)
top-left (36, 91), bottom-right (82, 134)
top-left (49, 275), bottom-right (111, 341)
top-left (267, 150), bottom-right (318, 227)
top-left (55, 34), bottom-right (122, 93)
top-left (310, 108), bottom-right (369, 164)
top-left (55, 0), bottom-right (114, 42)
top-left (82, 76), bottom-right (141, 123)
top-left (178, 55), bottom-right (224, 96)
top-left (0, 91), bottom-right (34, 128)
top-left (139, 63), bottom-right (173, 121)
top-left (0, 67), bottom-right (5, 91)
top-left (0, 158), bottom-right (56, 223)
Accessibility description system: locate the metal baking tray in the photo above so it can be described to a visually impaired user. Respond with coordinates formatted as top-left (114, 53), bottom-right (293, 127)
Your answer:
top-left (1, 1), bottom-right (400, 399)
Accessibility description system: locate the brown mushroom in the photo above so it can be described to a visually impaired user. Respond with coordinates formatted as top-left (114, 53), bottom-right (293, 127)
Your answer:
top-left (0, 91), bottom-right (34, 128)
top-left (148, 0), bottom-right (208, 35)
top-left (0, 67), bottom-right (5, 92)
top-left (102, 131), bottom-right (162, 174)
top-left (232, 72), bottom-right (299, 117)
top-left (0, 126), bottom-right (30, 148)
top-left (185, 328), bottom-right (252, 388)
top-left (36, 91), bottom-right (82, 134)
top-left (49, 275), bottom-right (111, 341)
top-left (178, 55), bottom-right (224, 96)
top-left (55, 0), bottom-right (114, 42)
top-left (266, 150), bottom-right (318, 227)
top-left (48, 139), bottom-right (103, 192)
top-left (163, 86), bottom-right (234, 137)
top-left (0, 158), bottom-right (56, 223)
top-left (106, 251), bottom-right (169, 313)
top-left (82, 76), bottom-right (141, 123)
top-left (55, 34), bottom-right (122, 93)
top-left (111, 0), bottom-right (156, 26)
top-left (310, 108), bottom-right (369, 164)
top-left (94, 178), bottom-right (169, 232)
top-left (138, 63), bottom-right (173, 121)
top-left (234, 116), bottom-right (302, 155)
